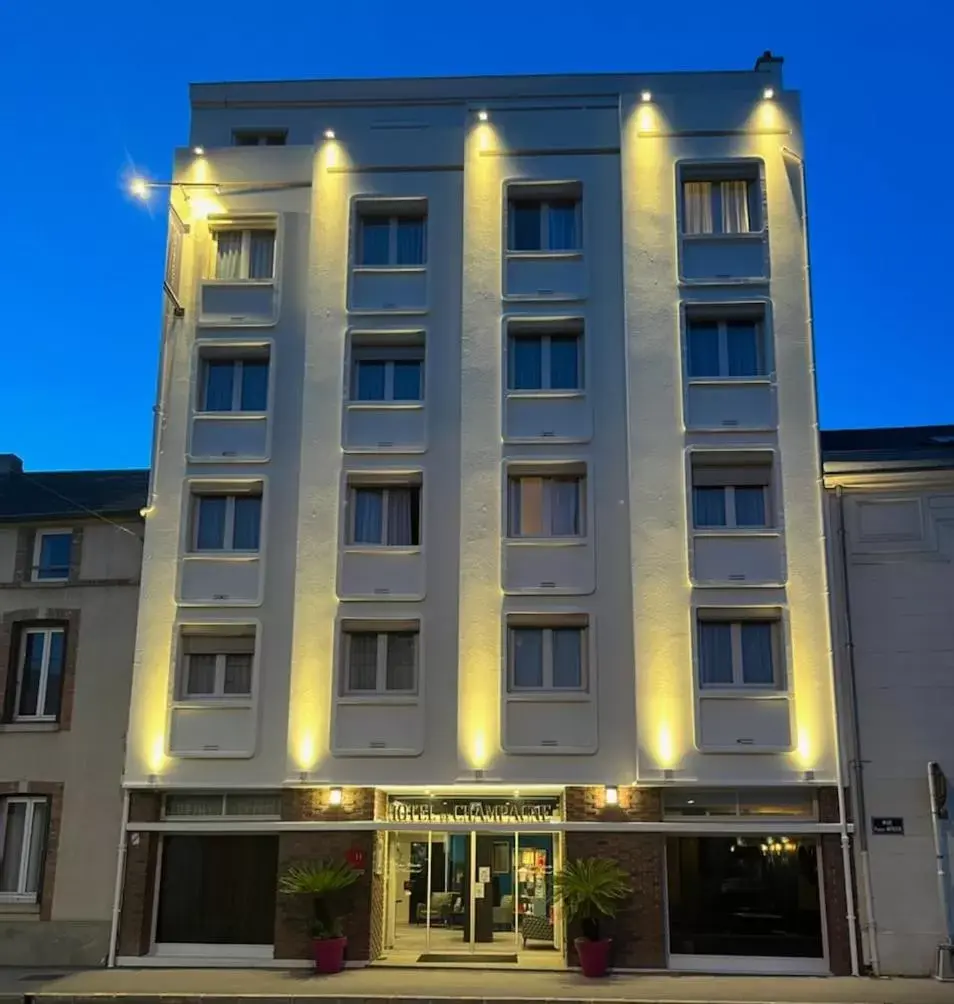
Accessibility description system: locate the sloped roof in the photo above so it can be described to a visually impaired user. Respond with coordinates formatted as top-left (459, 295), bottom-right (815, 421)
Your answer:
top-left (821, 425), bottom-right (954, 470)
top-left (0, 468), bottom-right (150, 524)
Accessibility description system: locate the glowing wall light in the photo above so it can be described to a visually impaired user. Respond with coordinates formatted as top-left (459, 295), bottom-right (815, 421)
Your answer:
top-left (328, 787), bottom-right (343, 806)
top-left (605, 785), bottom-right (619, 806)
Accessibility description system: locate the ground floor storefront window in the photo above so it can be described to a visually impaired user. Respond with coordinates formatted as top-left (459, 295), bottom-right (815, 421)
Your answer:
top-left (667, 835), bottom-right (824, 967)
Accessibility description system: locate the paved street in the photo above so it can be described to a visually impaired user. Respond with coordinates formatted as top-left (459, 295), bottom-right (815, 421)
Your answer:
top-left (1, 967), bottom-right (954, 1004)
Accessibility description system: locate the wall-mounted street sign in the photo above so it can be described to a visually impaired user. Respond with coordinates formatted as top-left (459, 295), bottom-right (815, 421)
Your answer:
top-left (386, 795), bottom-right (561, 824)
top-left (872, 816), bottom-right (904, 835)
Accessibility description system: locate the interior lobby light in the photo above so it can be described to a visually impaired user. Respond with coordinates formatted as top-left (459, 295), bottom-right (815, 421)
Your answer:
top-left (328, 786), bottom-right (343, 806)
top-left (605, 785), bottom-right (619, 806)
top-left (477, 110), bottom-right (489, 122)
top-left (323, 129), bottom-right (335, 139)
top-left (640, 90), bottom-right (652, 102)
top-left (763, 87), bottom-right (775, 99)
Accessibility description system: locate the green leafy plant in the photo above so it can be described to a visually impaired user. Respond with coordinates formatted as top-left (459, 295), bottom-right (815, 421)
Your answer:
top-left (553, 857), bottom-right (631, 941)
top-left (279, 859), bottom-right (363, 939)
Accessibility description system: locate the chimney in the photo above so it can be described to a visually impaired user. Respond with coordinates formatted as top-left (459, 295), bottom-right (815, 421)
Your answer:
top-left (0, 454), bottom-right (23, 476)
top-left (754, 50), bottom-right (784, 71)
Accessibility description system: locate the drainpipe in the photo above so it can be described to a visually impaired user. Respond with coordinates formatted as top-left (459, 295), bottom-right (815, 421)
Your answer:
top-left (106, 789), bottom-right (130, 967)
top-left (836, 485), bottom-right (880, 974)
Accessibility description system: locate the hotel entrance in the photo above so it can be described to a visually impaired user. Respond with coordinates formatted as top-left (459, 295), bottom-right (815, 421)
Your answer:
top-left (380, 795), bottom-right (564, 967)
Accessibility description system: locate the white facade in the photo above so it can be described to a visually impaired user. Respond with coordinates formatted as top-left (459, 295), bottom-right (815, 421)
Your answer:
top-left (126, 57), bottom-right (840, 796)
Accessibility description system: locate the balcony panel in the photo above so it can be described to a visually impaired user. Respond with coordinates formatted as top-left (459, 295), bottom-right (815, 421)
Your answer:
top-left (343, 406), bottom-right (426, 452)
top-left (199, 282), bottom-right (277, 326)
top-left (502, 541), bottom-right (594, 595)
top-left (505, 396), bottom-right (591, 442)
top-left (505, 255), bottom-right (586, 300)
top-left (168, 705), bottom-right (256, 757)
top-left (332, 702), bottom-right (423, 756)
top-left (685, 383), bottom-right (775, 430)
top-left (681, 235), bottom-right (767, 281)
top-left (178, 555), bottom-right (262, 606)
top-left (338, 549), bottom-right (425, 600)
top-left (697, 695), bottom-right (793, 752)
top-left (350, 270), bottom-right (426, 312)
top-left (190, 415), bottom-right (269, 461)
top-left (504, 698), bottom-right (597, 753)
top-left (691, 534), bottom-right (785, 585)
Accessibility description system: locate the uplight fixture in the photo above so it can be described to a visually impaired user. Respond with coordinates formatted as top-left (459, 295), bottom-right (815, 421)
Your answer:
top-left (640, 90), bottom-right (652, 102)
top-left (328, 786), bottom-right (343, 806)
top-left (324, 129), bottom-right (335, 139)
top-left (605, 785), bottom-right (619, 806)
top-left (477, 110), bottom-right (489, 122)
top-left (193, 146), bottom-right (205, 156)
top-left (763, 87), bottom-right (775, 100)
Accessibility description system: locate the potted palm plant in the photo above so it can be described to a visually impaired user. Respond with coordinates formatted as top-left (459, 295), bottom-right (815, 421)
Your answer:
top-left (554, 857), bottom-right (631, 977)
top-left (278, 859), bottom-right (363, 974)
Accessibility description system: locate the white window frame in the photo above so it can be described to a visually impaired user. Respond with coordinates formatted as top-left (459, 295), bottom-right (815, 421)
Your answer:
top-left (697, 618), bottom-right (782, 689)
top-left (15, 627), bottom-right (65, 722)
top-left (692, 484), bottom-right (770, 529)
top-left (32, 529), bottom-right (71, 582)
top-left (198, 356), bottom-right (270, 413)
top-left (507, 623), bottom-right (587, 693)
top-left (190, 493), bottom-right (262, 552)
top-left (178, 649), bottom-right (254, 701)
top-left (687, 317), bottom-right (766, 379)
top-left (507, 196), bottom-right (582, 252)
top-left (210, 227), bottom-right (276, 281)
top-left (0, 796), bottom-right (48, 903)
top-left (356, 212), bottom-right (427, 267)
top-left (342, 630), bottom-right (419, 695)
top-left (507, 330), bottom-right (584, 392)
top-left (347, 484), bottom-right (421, 547)
top-left (162, 792), bottom-right (281, 819)
top-left (350, 347), bottom-right (425, 403)
top-left (507, 474), bottom-right (586, 538)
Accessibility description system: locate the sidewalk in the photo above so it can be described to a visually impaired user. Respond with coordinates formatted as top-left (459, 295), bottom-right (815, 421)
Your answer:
top-left (4, 966), bottom-right (954, 1004)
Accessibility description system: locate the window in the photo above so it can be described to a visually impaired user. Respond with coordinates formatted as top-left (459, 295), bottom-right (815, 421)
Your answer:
top-left (212, 228), bottom-right (276, 280)
top-left (14, 627), bottom-right (65, 721)
top-left (691, 458), bottom-right (772, 529)
top-left (508, 192), bottom-right (581, 251)
top-left (357, 211), bottom-right (426, 266)
top-left (164, 793), bottom-right (281, 818)
top-left (682, 176), bottom-right (760, 235)
top-left (342, 628), bottom-right (418, 694)
top-left (687, 317), bottom-right (766, 378)
top-left (0, 797), bottom-right (48, 902)
top-left (32, 530), bottom-right (71, 581)
top-left (191, 490), bottom-right (262, 551)
top-left (697, 617), bottom-right (780, 688)
top-left (508, 473), bottom-right (585, 537)
top-left (232, 130), bottom-right (287, 147)
top-left (199, 355), bottom-right (269, 412)
top-left (508, 621), bottom-right (586, 691)
top-left (178, 630), bottom-right (255, 700)
top-left (348, 484), bottom-right (421, 546)
top-left (351, 343), bottom-right (424, 402)
top-left (507, 324), bottom-right (583, 391)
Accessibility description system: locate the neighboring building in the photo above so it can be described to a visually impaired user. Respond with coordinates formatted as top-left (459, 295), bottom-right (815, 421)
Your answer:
top-left (823, 426), bottom-right (954, 976)
top-left (0, 455), bottom-right (147, 965)
top-left (118, 53), bottom-right (855, 974)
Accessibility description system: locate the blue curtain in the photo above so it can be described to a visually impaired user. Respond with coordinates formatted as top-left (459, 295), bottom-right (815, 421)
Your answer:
top-left (510, 203), bottom-right (541, 250)
top-left (348, 633), bottom-right (379, 691)
top-left (248, 230), bottom-right (275, 279)
top-left (693, 487), bottom-right (726, 527)
top-left (385, 633), bottom-right (416, 691)
top-left (552, 628), bottom-right (582, 688)
top-left (741, 623), bottom-right (775, 684)
top-left (353, 489), bottom-right (384, 543)
top-left (549, 335), bottom-right (580, 389)
top-left (240, 361), bottom-right (268, 411)
top-left (550, 478), bottom-right (581, 536)
top-left (698, 622), bottom-right (733, 685)
top-left (688, 323), bottom-right (720, 377)
top-left (392, 361), bottom-right (422, 401)
top-left (734, 486), bottom-right (766, 527)
top-left (360, 218), bottom-right (390, 265)
top-left (195, 496), bottom-right (227, 550)
top-left (386, 488), bottom-right (414, 546)
top-left (726, 322), bottom-right (760, 376)
top-left (396, 218), bottom-right (425, 265)
top-left (547, 201), bottom-right (578, 250)
top-left (509, 336), bottom-right (543, 390)
top-left (355, 361), bottom-right (386, 401)
top-left (203, 362), bottom-right (234, 411)
top-left (512, 628), bottom-right (543, 687)
top-left (232, 496), bottom-right (262, 550)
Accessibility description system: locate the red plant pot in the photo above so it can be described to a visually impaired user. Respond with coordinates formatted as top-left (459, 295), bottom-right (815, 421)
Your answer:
top-left (313, 935), bottom-right (347, 974)
top-left (574, 936), bottom-right (612, 977)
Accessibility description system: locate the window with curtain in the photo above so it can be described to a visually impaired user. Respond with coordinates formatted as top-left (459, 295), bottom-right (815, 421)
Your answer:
top-left (180, 632), bottom-right (255, 699)
top-left (14, 626), bottom-right (65, 721)
top-left (691, 462), bottom-right (771, 528)
top-left (508, 474), bottom-right (584, 537)
top-left (687, 317), bottom-right (765, 378)
top-left (343, 630), bottom-right (418, 694)
top-left (192, 492), bottom-right (262, 551)
top-left (0, 797), bottom-right (48, 902)
top-left (349, 485), bottom-right (421, 546)
top-left (698, 618), bottom-right (779, 688)
top-left (357, 212), bottom-right (426, 266)
top-left (213, 228), bottom-right (276, 280)
top-left (507, 331), bottom-right (582, 391)
top-left (508, 194), bottom-right (581, 251)
top-left (200, 358), bottom-right (269, 412)
top-left (351, 344), bottom-right (424, 402)
top-left (682, 177), bottom-right (758, 235)
top-left (33, 531), bottom-right (71, 581)
top-left (509, 624), bottom-right (585, 691)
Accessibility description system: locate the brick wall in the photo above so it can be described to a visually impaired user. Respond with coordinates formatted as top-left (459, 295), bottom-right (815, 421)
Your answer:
top-left (281, 786), bottom-right (375, 822)
top-left (563, 786), bottom-right (665, 969)
top-left (116, 792), bottom-right (161, 957)
top-left (816, 785), bottom-right (854, 975)
top-left (0, 780), bottom-right (64, 921)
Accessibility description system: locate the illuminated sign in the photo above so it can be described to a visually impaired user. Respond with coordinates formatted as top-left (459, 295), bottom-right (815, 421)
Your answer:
top-left (386, 796), bottom-right (561, 824)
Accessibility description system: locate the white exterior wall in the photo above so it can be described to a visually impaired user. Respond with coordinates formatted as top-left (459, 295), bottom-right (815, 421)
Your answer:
top-left (125, 63), bottom-right (838, 795)
top-left (827, 471), bottom-right (954, 975)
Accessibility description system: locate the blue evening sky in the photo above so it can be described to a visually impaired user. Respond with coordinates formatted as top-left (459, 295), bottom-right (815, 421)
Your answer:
top-left (1, 2), bottom-right (949, 471)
